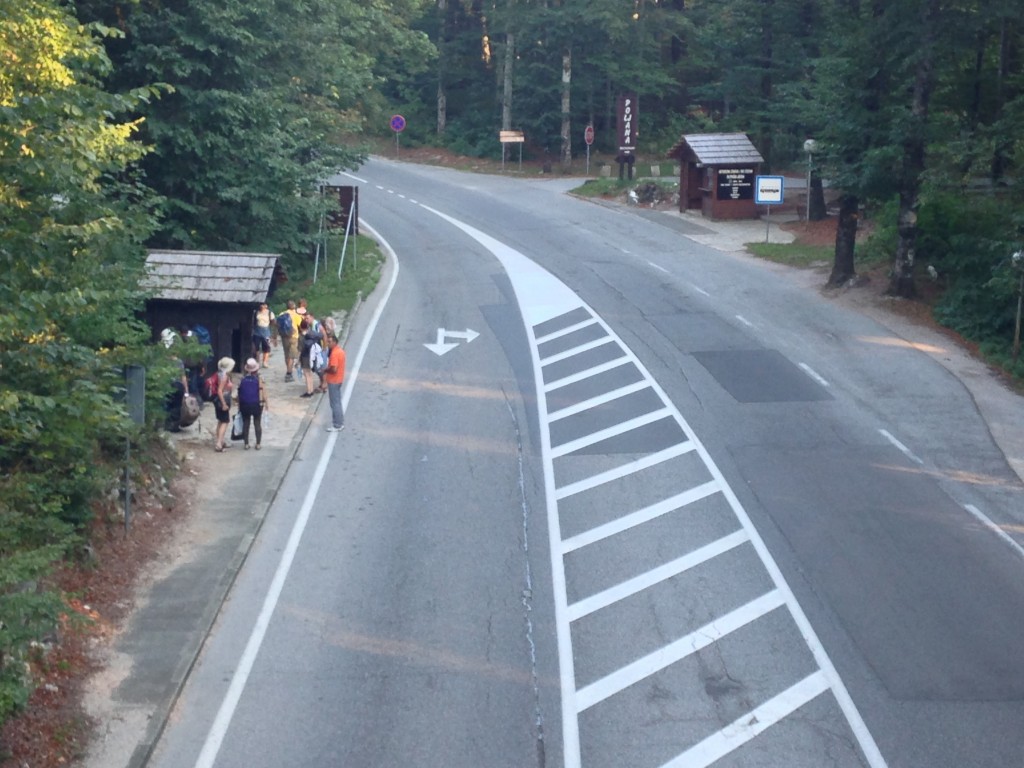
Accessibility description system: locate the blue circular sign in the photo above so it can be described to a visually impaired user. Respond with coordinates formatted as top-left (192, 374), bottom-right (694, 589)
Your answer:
top-left (390, 114), bottom-right (406, 133)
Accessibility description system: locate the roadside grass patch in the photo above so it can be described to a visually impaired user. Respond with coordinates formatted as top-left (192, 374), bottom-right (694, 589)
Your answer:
top-left (745, 241), bottom-right (834, 268)
top-left (284, 233), bottom-right (385, 315)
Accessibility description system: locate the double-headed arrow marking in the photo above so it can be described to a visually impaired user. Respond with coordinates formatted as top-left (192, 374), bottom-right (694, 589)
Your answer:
top-left (424, 327), bottom-right (480, 356)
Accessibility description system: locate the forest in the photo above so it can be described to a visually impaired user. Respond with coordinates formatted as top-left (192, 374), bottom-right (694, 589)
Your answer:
top-left (1, 0), bottom-right (1022, 734)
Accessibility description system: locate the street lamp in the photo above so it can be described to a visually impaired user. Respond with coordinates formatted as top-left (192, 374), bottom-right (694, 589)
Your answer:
top-left (803, 139), bottom-right (817, 221)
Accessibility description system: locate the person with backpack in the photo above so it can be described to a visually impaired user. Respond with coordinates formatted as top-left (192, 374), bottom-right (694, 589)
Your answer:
top-left (212, 356), bottom-right (235, 452)
top-left (298, 317), bottom-right (323, 398)
top-left (237, 358), bottom-right (268, 449)
top-left (277, 300), bottom-right (302, 383)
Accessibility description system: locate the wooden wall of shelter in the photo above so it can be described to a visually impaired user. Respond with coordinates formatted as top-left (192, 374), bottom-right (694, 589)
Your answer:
top-left (142, 250), bottom-right (280, 371)
top-left (667, 133), bottom-right (765, 221)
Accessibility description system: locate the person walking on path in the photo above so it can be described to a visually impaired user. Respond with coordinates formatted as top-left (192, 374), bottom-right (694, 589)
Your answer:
top-left (213, 356), bottom-right (235, 452)
top-left (324, 332), bottom-right (346, 432)
top-left (237, 358), bottom-right (268, 449)
top-left (252, 303), bottom-right (275, 368)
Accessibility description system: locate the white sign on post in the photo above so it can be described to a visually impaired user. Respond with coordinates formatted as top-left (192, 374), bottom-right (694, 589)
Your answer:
top-left (755, 176), bottom-right (785, 244)
top-left (755, 175), bottom-right (785, 205)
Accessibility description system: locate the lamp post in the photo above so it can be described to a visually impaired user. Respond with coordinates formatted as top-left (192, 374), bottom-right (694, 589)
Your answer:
top-left (1013, 250), bottom-right (1023, 362)
top-left (803, 139), bottom-right (817, 221)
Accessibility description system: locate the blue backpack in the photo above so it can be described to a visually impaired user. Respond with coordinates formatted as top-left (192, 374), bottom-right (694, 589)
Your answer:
top-left (237, 374), bottom-right (261, 405)
top-left (192, 324), bottom-right (211, 346)
top-left (276, 311), bottom-right (294, 337)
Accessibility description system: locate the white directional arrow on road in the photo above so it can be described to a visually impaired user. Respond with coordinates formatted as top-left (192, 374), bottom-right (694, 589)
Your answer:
top-left (424, 327), bottom-right (480, 356)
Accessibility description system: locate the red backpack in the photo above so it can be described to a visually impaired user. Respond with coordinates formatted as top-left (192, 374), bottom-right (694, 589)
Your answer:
top-left (202, 371), bottom-right (219, 402)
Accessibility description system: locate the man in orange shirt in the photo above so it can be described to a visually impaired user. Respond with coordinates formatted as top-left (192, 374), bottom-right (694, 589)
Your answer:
top-left (324, 332), bottom-right (346, 431)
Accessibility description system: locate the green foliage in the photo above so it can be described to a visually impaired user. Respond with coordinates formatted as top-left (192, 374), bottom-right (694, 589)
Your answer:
top-left (1, 0), bottom-right (160, 727)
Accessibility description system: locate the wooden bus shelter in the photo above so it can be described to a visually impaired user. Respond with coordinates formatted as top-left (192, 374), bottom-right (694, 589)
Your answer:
top-left (667, 133), bottom-right (765, 220)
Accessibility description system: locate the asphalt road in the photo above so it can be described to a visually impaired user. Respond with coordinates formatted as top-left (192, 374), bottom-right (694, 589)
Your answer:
top-left (149, 158), bottom-right (1024, 768)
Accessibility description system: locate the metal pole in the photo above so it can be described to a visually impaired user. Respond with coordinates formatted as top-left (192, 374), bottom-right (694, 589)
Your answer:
top-left (337, 199), bottom-right (356, 279)
top-left (1013, 270), bottom-right (1023, 362)
top-left (124, 437), bottom-right (131, 533)
top-left (806, 153), bottom-right (812, 221)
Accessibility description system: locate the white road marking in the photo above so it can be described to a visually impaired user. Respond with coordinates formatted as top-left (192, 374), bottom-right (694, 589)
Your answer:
top-left (879, 428), bottom-right (924, 464)
top-left (536, 318), bottom-right (600, 344)
top-left (542, 336), bottom-right (613, 365)
top-left (799, 362), bottom-right (830, 387)
top-left (690, 284), bottom-right (710, 297)
top-left (648, 260), bottom-right (670, 273)
top-left (575, 590), bottom-right (785, 712)
top-left (562, 480), bottom-right (720, 554)
top-left (550, 407), bottom-right (672, 458)
top-left (567, 530), bottom-right (750, 621)
top-left (554, 442), bottom-right (695, 500)
top-left (548, 380), bottom-right (651, 421)
top-left (544, 356), bottom-right (631, 391)
top-left (416, 204), bottom-right (887, 768)
top-left (735, 314), bottom-right (754, 327)
top-left (664, 671), bottom-right (831, 768)
top-left (964, 504), bottom-right (1024, 560)
top-left (193, 221), bottom-right (399, 768)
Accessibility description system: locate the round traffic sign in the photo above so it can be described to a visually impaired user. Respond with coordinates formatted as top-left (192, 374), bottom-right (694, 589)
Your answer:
top-left (584, 125), bottom-right (595, 145)
top-left (390, 114), bottom-right (406, 133)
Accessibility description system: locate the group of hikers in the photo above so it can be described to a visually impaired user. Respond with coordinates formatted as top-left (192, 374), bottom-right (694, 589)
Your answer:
top-left (162, 296), bottom-right (347, 448)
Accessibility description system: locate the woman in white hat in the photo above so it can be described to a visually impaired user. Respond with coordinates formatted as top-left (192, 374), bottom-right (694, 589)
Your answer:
top-left (213, 356), bottom-right (235, 451)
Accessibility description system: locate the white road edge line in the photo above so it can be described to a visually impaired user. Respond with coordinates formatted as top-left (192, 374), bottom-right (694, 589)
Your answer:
top-left (192, 221), bottom-right (399, 768)
top-left (964, 504), bottom-right (1024, 561)
top-left (799, 362), bottom-right (830, 387)
top-left (879, 428), bottom-right (924, 464)
top-left (648, 260), bottom-right (670, 274)
top-left (735, 314), bottom-right (754, 328)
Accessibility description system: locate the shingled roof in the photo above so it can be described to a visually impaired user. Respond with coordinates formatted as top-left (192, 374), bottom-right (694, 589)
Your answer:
top-left (143, 250), bottom-right (279, 304)
top-left (667, 133), bottom-right (765, 165)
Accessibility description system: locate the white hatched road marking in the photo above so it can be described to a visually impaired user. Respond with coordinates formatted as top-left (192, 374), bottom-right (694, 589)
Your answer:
top-left (567, 530), bottom-right (750, 621)
top-left (419, 204), bottom-right (887, 768)
top-left (575, 590), bottom-right (786, 712)
top-left (663, 671), bottom-right (832, 768)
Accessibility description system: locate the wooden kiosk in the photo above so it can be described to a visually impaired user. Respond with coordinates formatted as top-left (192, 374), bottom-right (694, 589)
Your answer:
top-left (667, 133), bottom-right (765, 221)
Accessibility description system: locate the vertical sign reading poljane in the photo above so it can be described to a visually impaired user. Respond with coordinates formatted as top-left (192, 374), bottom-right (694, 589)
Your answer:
top-left (617, 93), bottom-right (637, 156)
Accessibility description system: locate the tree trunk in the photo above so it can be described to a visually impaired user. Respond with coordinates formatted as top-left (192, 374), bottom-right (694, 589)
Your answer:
top-left (560, 48), bottom-right (571, 172)
top-left (502, 32), bottom-right (514, 131)
top-left (808, 172), bottom-right (827, 220)
top-left (888, 0), bottom-right (939, 298)
top-left (828, 194), bottom-right (859, 286)
top-left (436, 0), bottom-right (448, 135)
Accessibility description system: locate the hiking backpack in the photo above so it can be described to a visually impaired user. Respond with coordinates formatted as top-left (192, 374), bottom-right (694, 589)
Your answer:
top-left (202, 371), bottom-right (219, 402)
top-left (237, 374), bottom-right (260, 406)
top-left (276, 311), bottom-right (294, 338)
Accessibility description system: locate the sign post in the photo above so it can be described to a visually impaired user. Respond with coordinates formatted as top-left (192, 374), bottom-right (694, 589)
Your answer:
top-left (389, 114), bottom-right (406, 157)
top-left (755, 175), bottom-right (785, 243)
top-left (499, 130), bottom-right (524, 171)
top-left (584, 125), bottom-right (594, 175)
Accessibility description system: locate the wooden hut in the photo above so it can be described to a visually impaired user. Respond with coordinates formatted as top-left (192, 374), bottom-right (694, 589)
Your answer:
top-left (667, 133), bottom-right (765, 220)
top-left (142, 250), bottom-right (280, 370)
